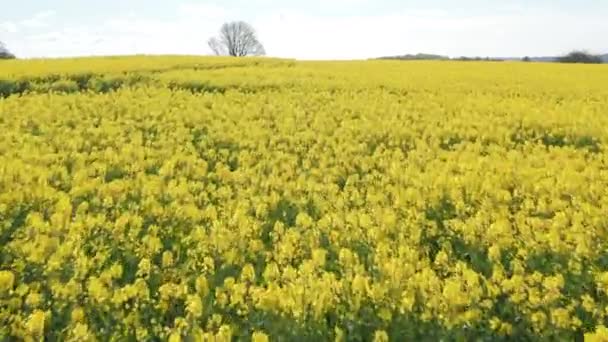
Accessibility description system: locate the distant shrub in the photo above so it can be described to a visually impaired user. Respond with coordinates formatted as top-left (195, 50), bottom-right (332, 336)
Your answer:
top-left (0, 51), bottom-right (15, 60)
top-left (556, 51), bottom-right (603, 64)
top-left (167, 80), bottom-right (226, 94)
top-left (0, 79), bottom-right (27, 97)
top-left (87, 76), bottom-right (124, 93)
top-left (25, 79), bottom-right (79, 94)
top-left (50, 79), bottom-right (80, 93)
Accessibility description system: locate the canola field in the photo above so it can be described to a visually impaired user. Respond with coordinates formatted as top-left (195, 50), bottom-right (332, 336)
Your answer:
top-left (1, 56), bottom-right (608, 341)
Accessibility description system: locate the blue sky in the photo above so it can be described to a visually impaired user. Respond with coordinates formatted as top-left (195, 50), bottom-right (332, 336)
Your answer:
top-left (1, 0), bottom-right (606, 59)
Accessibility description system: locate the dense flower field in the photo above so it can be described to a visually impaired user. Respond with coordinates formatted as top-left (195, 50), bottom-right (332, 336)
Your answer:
top-left (1, 56), bottom-right (608, 340)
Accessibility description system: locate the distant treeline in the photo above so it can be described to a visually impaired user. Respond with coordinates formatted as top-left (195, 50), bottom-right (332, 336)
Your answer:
top-left (376, 53), bottom-right (450, 61)
top-left (376, 54), bottom-right (507, 62)
top-left (377, 51), bottom-right (607, 64)
top-left (452, 56), bottom-right (505, 62)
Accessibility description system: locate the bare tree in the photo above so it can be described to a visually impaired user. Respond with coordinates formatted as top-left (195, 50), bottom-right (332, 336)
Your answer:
top-left (208, 21), bottom-right (265, 57)
top-left (0, 41), bottom-right (16, 59)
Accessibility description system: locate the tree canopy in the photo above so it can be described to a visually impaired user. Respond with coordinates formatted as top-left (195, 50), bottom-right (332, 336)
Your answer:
top-left (0, 41), bottom-right (16, 59)
top-left (208, 21), bottom-right (265, 57)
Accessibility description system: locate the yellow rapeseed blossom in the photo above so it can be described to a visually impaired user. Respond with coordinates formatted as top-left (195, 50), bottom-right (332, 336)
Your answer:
top-left (586, 325), bottom-right (608, 342)
top-left (252, 331), bottom-right (270, 342)
top-left (186, 294), bottom-right (204, 318)
top-left (0, 270), bottom-right (15, 293)
top-left (71, 307), bottom-right (86, 323)
top-left (26, 310), bottom-right (46, 337)
top-left (373, 330), bottom-right (389, 342)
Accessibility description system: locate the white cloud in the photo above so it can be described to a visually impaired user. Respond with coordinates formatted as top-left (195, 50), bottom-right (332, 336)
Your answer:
top-left (9, 3), bottom-right (608, 59)
top-left (0, 21), bottom-right (18, 33)
top-left (20, 10), bottom-right (56, 29)
top-left (176, 3), bottom-right (228, 19)
top-left (100, 10), bottom-right (227, 56)
top-left (16, 4), bottom-right (226, 58)
top-left (254, 9), bottom-right (608, 59)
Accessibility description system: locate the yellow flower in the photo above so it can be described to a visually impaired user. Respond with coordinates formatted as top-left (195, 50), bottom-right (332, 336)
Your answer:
top-left (87, 277), bottom-right (110, 303)
top-left (196, 275), bottom-right (209, 297)
top-left (487, 244), bottom-right (501, 262)
top-left (373, 330), bottom-right (389, 342)
top-left (586, 325), bottom-right (608, 342)
top-left (25, 292), bottom-right (43, 308)
top-left (252, 331), bottom-right (270, 342)
top-left (27, 310), bottom-right (46, 337)
top-left (215, 325), bottom-right (232, 342)
top-left (550, 308), bottom-right (571, 329)
top-left (295, 212), bottom-right (313, 228)
top-left (69, 323), bottom-right (94, 341)
top-left (71, 307), bottom-right (86, 323)
top-left (401, 290), bottom-right (416, 312)
top-left (0, 270), bottom-right (15, 293)
top-left (162, 250), bottom-right (174, 268)
top-left (241, 263), bottom-right (256, 283)
top-left (168, 332), bottom-right (182, 342)
top-left (334, 326), bottom-right (345, 342)
top-left (312, 248), bottom-right (327, 267)
top-left (137, 258), bottom-right (152, 277)
top-left (351, 274), bottom-right (368, 296)
top-left (186, 295), bottom-right (204, 318)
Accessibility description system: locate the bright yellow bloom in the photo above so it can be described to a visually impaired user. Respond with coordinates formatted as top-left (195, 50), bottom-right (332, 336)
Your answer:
top-left (168, 332), bottom-right (182, 342)
top-left (586, 325), bottom-right (608, 342)
top-left (0, 270), bottom-right (15, 293)
top-left (252, 331), bottom-right (270, 342)
top-left (162, 251), bottom-right (174, 268)
top-left (27, 310), bottom-right (46, 337)
top-left (373, 330), bottom-right (389, 342)
top-left (186, 295), bottom-right (204, 318)
top-left (71, 307), bottom-right (86, 323)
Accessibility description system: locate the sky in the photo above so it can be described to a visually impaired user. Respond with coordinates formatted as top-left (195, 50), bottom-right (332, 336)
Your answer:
top-left (1, 0), bottom-right (607, 60)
